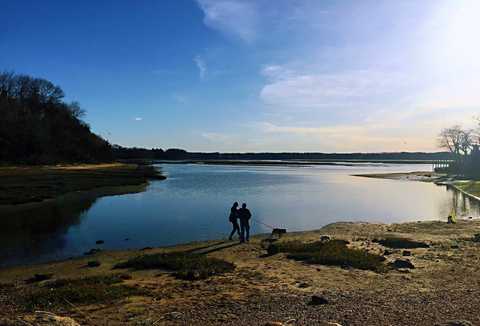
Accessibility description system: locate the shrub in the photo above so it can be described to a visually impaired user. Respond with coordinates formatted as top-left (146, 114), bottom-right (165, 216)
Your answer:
top-left (268, 240), bottom-right (386, 272)
top-left (19, 274), bottom-right (144, 311)
top-left (115, 252), bottom-right (235, 280)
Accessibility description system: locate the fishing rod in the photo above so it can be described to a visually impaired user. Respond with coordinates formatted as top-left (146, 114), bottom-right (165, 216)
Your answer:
top-left (252, 218), bottom-right (276, 230)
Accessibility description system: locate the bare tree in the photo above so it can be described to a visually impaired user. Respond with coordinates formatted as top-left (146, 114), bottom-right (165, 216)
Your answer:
top-left (438, 125), bottom-right (474, 158)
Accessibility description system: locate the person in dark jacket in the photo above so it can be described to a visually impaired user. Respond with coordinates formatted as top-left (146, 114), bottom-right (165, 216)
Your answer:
top-left (228, 202), bottom-right (240, 240)
top-left (238, 203), bottom-right (252, 243)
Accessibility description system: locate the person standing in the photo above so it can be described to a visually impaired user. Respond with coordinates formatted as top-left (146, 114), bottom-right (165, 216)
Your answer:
top-left (228, 202), bottom-right (240, 240)
top-left (238, 203), bottom-right (252, 243)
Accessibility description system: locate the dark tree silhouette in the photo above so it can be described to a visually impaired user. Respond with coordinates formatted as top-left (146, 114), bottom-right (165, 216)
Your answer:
top-left (0, 72), bottom-right (112, 164)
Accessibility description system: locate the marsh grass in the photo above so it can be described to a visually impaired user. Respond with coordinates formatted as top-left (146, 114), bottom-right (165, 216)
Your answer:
top-left (18, 274), bottom-right (145, 311)
top-left (267, 240), bottom-right (386, 272)
top-left (114, 252), bottom-right (235, 280)
top-left (375, 237), bottom-right (429, 249)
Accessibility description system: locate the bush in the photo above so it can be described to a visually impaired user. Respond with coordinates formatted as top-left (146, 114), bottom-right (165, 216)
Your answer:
top-left (115, 252), bottom-right (235, 280)
top-left (268, 240), bottom-right (386, 272)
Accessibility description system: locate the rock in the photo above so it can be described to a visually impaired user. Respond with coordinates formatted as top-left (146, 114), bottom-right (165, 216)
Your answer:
top-left (391, 259), bottom-right (415, 269)
top-left (118, 273), bottom-right (132, 280)
top-left (473, 234), bottom-right (480, 242)
top-left (384, 249), bottom-right (394, 255)
top-left (96, 240), bottom-right (105, 244)
top-left (28, 312), bottom-right (80, 326)
top-left (84, 248), bottom-right (102, 256)
top-left (402, 250), bottom-right (412, 256)
top-left (25, 273), bottom-right (53, 284)
top-left (141, 246), bottom-right (153, 250)
top-left (451, 244), bottom-right (460, 249)
top-left (436, 321), bottom-right (473, 326)
top-left (298, 282), bottom-right (310, 288)
top-left (309, 295), bottom-right (329, 305)
top-left (320, 235), bottom-right (331, 242)
top-left (87, 260), bottom-right (101, 268)
top-left (264, 322), bottom-right (285, 326)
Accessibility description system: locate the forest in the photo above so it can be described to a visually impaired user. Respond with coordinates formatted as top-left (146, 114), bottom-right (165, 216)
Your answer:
top-left (0, 72), bottom-right (112, 164)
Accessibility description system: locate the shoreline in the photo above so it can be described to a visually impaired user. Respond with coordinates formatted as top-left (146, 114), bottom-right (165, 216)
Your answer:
top-left (354, 171), bottom-right (480, 201)
top-left (2, 220), bottom-right (480, 325)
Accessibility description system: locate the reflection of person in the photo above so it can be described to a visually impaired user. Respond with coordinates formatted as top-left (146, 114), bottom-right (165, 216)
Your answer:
top-left (228, 202), bottom-right (240, 240)
top-left (238, 203), bottom-right (252, 243)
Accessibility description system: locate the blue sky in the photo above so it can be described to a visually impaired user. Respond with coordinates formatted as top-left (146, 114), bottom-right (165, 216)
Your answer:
top-left (2, 0), bottom-right (479, 152)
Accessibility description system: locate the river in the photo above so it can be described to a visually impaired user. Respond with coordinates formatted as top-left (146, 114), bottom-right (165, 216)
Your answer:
top-left (1, 163), bottom-right (478, 266)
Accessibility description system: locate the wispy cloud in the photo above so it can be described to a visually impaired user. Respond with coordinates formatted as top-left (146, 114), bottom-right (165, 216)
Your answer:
top-left (194, 55), bottom-right (207, 80)
top-left (196, 0), bottom-right (258, 43)
top-left (260, 67), bottom-right (410, 110)
top-left (134, 117), bottom-right (143, 121)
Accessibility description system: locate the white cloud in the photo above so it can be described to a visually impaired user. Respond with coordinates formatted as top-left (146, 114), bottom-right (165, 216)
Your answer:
top-left (260, 68), bottom-right (410, 110)
top-left (201, 132), bottom-right (234, 144)
top-left (194, 55), bottom-right (207, 80)
top-left (173, 93), bottom-right (188, 104)
top-left (196, 0), bottom-right (258, 43)
top-left (134, 117), bottom-right (143, 121)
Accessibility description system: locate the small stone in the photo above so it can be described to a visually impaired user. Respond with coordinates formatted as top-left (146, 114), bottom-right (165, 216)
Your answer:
top-left (298, 282), bottom-right (310, 288)
top-left (451, 244), bottom-right (460, 249)
top-left (436, 321), bottom-right (473, 326)
top-left (309, 295), bottom-right (329, 305)
top-left (391, 259), bottom-right (415, 269)
top-left (384, 250), bottom-right (394, 255)
top-left (96, 240), bottom-right (105, 245)
top-left (264, 322), bottom-right (285, 326)
top-left (84, 248), bottom-right (102, 256)
top-left (118, 273), bottom-right (132, 280)
top-left (87, 260), bottom-right (101, 268)
top-left (402, 250), bottom-right (412, 256)
top-left (473, 234), bottom-right (480, 242)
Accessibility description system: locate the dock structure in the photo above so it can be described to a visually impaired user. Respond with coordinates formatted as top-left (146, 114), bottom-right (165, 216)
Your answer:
top-left (432, 160), bottom-right (452, 171)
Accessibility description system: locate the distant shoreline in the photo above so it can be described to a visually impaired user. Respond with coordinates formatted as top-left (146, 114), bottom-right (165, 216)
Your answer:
top-left (149, 159), bottom-right (438, 166)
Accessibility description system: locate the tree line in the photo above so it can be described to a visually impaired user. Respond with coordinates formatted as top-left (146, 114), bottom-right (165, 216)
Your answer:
top-left (0, 72), bottom-right (112, 164)
top-left (113, 145), bottom-right (452, 162)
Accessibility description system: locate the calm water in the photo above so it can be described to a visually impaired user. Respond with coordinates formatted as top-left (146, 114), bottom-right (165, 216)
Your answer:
top-left (1, 163), bottom-right (479, 266)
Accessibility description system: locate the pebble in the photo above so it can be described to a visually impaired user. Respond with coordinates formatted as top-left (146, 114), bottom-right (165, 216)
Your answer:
top-left (391, 259), bottom-right (415, 269)
top-left (309, 295), bottom-right (329, 306)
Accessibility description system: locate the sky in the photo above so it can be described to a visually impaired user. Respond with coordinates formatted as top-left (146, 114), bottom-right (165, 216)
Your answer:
top-left (2, 0), bottom-right (479, 152)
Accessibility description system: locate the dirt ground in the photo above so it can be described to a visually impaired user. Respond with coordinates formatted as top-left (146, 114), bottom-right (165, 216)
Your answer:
top-left (1, 220), bottom-right (480, 325)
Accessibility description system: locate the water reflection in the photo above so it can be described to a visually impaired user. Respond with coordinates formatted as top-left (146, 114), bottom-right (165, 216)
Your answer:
top-left (1, 163), bottom-right (479, 267)
top-left (446, 185), bottom-right (480, 218)
top-left (0, 193), bottom-right (97, 265)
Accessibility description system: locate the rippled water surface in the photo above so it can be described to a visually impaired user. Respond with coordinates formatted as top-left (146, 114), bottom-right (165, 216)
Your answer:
top-left (2, 163), bottom-right (479, 266)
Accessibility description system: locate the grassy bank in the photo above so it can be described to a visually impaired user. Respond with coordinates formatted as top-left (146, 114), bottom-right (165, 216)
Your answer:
top-left (0, 163), bottom-right (165, 206)
top-left (453, 181), bottom-right (480, 198)
top-left (1, 220), bottom-right (480, 325)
